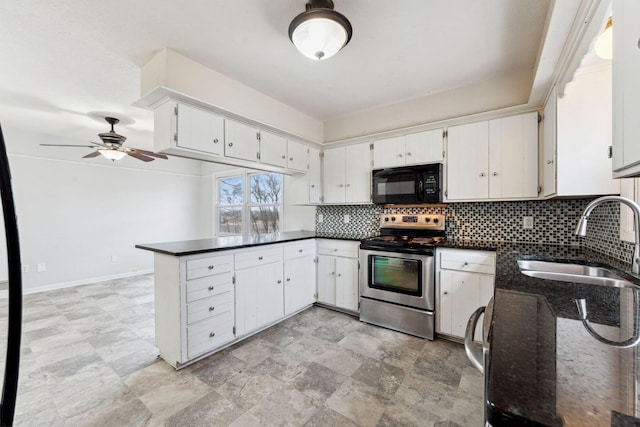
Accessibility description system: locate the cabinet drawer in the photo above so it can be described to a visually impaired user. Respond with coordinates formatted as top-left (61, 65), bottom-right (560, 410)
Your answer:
top-left (317, 239), bottom-right (359, 258)
top-left (187, 293), bottom-right (233, 324)
top-left (187, 311), bottom-right (234, 359)
top-left (186, 272), bottom-right (233, 303)
top-left (284, 240), bottom-right (315, 259)
top-left (439, 249), bottom-right (496, 275)
top-left (186, 254), bottom-right (233, 280)
top-left (234, 246), bottom-right (282, 270)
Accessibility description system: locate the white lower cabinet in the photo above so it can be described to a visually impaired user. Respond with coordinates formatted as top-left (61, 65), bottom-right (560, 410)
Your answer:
top-left (436, 248), bottom-right (496, 340)
top-left (234, 246), bottom-right (284, 337)
top-left (316, 239), bottom-right (359, 312)
top-left (284, 241), bottom-right (316, 315)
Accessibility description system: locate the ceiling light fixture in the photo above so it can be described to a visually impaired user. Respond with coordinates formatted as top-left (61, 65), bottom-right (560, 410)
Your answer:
top-left (595, 16), bottom-right (612, 60)
top-left (98, 148), bottom-right (127, 161)
top-left (288, 0), bottom-right (352, 61)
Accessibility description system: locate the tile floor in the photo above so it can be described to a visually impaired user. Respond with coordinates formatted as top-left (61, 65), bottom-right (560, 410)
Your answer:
top-left (1, 274), bottom-right (483, 426)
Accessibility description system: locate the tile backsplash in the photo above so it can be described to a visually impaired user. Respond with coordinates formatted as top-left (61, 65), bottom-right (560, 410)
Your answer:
top-left (316, 199), bottom-right (635, 264)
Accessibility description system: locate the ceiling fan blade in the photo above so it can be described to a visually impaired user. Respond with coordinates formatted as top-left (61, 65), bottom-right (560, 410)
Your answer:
top-left (40, 144), bottom-right (96, 148)
top-left (82, 151), bottom-right (101, 158)
top-left (89, 141), bottom-right (106, 147)
top-left (126, 151), bottom-right (155, 162)
top-left (129, 148), bottom-right (168, 159)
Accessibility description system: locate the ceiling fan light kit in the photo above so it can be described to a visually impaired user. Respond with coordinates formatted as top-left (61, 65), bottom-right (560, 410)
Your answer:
top-left (41, 116), bottom-right (168, 162)
top-left (289, 0), bottom-right (352, 61)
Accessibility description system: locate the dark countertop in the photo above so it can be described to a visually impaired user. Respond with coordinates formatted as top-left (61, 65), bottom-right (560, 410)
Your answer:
top-left (487, 242), bottom-right (640, 426)
top-left (135, 231), bottom-right (372, 256)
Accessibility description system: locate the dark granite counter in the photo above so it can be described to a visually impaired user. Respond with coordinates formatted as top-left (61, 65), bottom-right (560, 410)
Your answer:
top-left (488, 242), bottom-right (640, 426)
top-left (136, 231), bottom-right (373, 256)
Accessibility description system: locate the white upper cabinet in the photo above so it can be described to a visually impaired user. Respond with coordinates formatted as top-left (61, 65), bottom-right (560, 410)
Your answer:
top-left (613, 0), bottom-right (640, 177)
top-left (322, 143), bottom-right (371, 204)
top-left (446, 112), bottom-right (538, 201)
top-left (259, 130), bottom-right (287, 167)
top-left (308, 146), bottom-right (322, 204)
top-left (175, 103), bottom-right (224, 155)
top-left (372, 129), bottom-right (444, 169)
top-left (287, 140), bottom-right (309, 172)
top-left (544, 68), bottom-right (619, 198)
top-left (224, 119), bottom-right (260, 162)
top-left (446, 121), bottom-right (490, 200)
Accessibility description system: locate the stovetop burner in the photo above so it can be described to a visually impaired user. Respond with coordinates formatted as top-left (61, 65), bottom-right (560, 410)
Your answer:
top-left (361, 214), bottom-right (447, 252)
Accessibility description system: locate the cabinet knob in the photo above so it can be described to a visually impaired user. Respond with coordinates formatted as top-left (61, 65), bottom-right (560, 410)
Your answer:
top-left (213, 138), bottom-right (219, 143)
top-left (286, 278), bottom-right (291, 282)
top-left (208, 285), bottom-right (214, 291)
top-left (311, 184), bottom-right (315, 188)
top-left (299, 249), bottom-right (303, 253)
top-left (406, 152), bottom-right (412, 156)
top-left (346, 184), bottom-right (351, 187)
top-left (492, 172), bottom-right (498, 176)
top-left (337, 273), bottom-right (342, 277)
top-left (208, 265), bottom-right (214, 270)
top-left (277, 279), bottom-right (282, 284)
top-left (464, 262), bottom-right (469, 266)
top-left (334, 249), bottom-right (338, 252)
top-left (547, 160), bottom-right (554, 164)
top-left (228, 142), bottom-right (233, 147)
top-left (282, 155), bottom-right (286, 159)
top-left (480, 172), bottom-right (486, 177)
top-left (258, 256), bottom-right (263, 260)
top-left (339, 184), bottom-right (344, 187)
top-left (443, 291), bottom-right (448, 295)
top-left (209, 332), bottom-right (216, 338)
top-left (209, 306), bottom-right (215, 311)
top-left (398, 153), bottom-right (403, 157)
top-left (331, 271), bottom-right (336, 275)
top-left (290, 157), bottom-right (293, 161)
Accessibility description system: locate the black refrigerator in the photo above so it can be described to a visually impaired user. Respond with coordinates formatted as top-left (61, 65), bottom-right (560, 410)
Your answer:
top-left (0, 124), bottom-right (22, 426)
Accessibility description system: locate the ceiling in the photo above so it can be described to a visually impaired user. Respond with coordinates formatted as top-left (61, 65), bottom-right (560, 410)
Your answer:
top-left (0, 0), bottom-right (583, 150)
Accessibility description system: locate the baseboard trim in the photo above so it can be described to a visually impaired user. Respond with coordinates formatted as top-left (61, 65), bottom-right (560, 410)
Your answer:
top-left (0, 269), bottom-right (154, 298)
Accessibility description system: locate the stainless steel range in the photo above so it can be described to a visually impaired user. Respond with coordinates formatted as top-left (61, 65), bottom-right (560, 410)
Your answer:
top-left (359, 213), bottom-right (445, 339)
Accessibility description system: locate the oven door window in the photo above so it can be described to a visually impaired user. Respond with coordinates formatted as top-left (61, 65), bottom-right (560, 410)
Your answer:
top-left (369, 255), bottom-right (422, 296)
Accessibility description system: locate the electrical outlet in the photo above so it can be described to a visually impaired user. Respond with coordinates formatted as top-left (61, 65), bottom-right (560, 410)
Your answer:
top-left (21, 264), bottom-right (28, 273)
top-left (111, 255), bottom-right (118, 262)
top-left (318, 214), bottom-right (324, 223)
top-left (37, 263), bottom-right (46, 272)
top-left (344, 214), bottom-right (350, 223)
top-left (523, 216), bottom-right (534, 230)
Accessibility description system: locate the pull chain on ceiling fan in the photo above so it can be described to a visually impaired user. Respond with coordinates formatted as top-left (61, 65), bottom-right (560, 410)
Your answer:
top-left (41, 117), bottom-right (168, 162)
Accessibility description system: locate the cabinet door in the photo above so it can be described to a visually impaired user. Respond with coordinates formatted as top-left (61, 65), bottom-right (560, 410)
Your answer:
top-left (335, 257), bottom-right (359, 311)
top-left (235, 267), bottom-right (259, 337)
top-left (373, 137), bottom-right (403, 169)
top-left (225, 119), bottom-right (259, 162)
top-left (405, 129), bottom-right (444, 164)
top-left (322, 147), bottom-right (346, 204)
top-left (620, 178), bottom-right (640, 243)
top-left (284, 255), bottom-right (316, 315)
top-left (345, 143), bottom-right (371, 203)
top-left (446, 121), bottom-right (489, 200)
top-left (613, 0), bottom-right (640, 174)
top-left (176, 103), bottom-right (224, 155)
top-left (488, 112), bottom-right (538, 199)
top-left (316, 255), bottom-right (336, 305)
top-left (255, 262), bottom-right (284, 329)
top-left (542, 87), bottom-right (557, 197)
top-left (259, 131), bottom-right (287, 167)
top-left (287, 140), bottom-right (309, 172)
top-left (308, 147), bottom-right (322, 204)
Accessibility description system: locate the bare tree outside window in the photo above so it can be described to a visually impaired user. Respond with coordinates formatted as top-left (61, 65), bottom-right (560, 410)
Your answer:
top-left (216, 172), bottom-right (282, 236)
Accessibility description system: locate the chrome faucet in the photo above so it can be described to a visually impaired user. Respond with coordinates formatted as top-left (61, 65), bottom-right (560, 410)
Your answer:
top-left (574, 195), bottom-right (640, 275)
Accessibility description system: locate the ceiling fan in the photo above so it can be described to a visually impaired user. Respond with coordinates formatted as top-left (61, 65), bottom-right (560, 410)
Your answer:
top-left (41, 117), bottom-right (168, 162)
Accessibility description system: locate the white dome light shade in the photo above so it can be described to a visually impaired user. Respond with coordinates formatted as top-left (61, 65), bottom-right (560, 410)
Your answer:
top-left (291, 18), bottom-right (348, 60)
top-left (595, 18), bottom-right (612, 60)
top-left (98, 149), bottom-right (127, 161)
top-left (289, 0), bottom-right (352, 61)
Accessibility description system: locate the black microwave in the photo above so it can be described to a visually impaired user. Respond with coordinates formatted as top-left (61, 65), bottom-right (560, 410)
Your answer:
top-left (371, 164), bottom-right (443, 204)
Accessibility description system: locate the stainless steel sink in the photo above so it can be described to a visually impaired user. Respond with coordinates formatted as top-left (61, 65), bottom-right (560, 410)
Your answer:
top-left (517, 259), bottom-right (637, 288)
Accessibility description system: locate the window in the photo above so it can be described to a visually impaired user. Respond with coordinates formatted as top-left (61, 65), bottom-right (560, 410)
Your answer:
top-left (216, 172), bottom-right (282, 236)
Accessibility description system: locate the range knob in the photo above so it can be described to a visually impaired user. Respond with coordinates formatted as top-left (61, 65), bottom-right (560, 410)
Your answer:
top-left (391, 216), bottom-right (396, 222)
top-left (433, 218), bottom-right (440, 224)
top-left (424, 217), bottom-right (431, 223)
top-left (384, 217), bottom-right (390, 222)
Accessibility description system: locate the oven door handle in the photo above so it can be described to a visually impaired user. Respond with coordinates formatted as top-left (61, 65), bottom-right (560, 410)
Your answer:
top-left (464, 305), bottom-right (486, 373)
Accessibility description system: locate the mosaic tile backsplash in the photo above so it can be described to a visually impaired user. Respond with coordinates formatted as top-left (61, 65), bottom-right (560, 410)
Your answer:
top-left (315, 199), bottom-right (635, 264)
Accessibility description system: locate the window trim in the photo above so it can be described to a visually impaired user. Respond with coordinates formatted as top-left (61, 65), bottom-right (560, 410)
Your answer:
top-left (215, 171), bottom-right (283, 236)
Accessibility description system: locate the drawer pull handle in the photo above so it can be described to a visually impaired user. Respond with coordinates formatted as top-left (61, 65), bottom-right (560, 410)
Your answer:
top-left (208, 265), bottom-right (214, 270)
top-left (209, 306), bottom-right (215, 311)
top-left (258, 256), bottom-right (263, 260)
top-left (209, 332), bottom-right (216, 338)
top-left (208, 286), bottom-right (214, 291)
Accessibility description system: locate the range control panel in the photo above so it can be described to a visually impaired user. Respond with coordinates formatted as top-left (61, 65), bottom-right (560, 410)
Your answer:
top-left (379, 214), bottom-right (445, 230)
